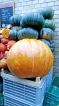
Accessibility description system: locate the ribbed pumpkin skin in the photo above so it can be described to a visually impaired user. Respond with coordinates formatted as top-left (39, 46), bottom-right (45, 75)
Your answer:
top-left (7, 39), bottom-right (54, 78)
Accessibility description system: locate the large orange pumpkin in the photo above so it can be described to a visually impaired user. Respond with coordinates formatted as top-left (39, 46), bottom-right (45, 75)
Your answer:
top-left (7, 39), bottom-right (54, 78)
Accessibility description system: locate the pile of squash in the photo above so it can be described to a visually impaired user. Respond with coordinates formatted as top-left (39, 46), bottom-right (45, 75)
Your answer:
top-left (1, 7), bottom-right (55, 78)
top-left (0, 30), bottom-right (16, 69)
top-left (38, 7), bottom-right (55, 52)
top-left (8, 7), bottom-right (55, 53)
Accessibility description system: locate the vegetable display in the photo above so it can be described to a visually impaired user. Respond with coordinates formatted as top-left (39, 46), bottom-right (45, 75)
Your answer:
top-left (0, 6), bottom-right (55, 78)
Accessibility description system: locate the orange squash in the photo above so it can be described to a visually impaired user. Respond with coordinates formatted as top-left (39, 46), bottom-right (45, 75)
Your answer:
top-left (0, 52), bottom-right (5, 59)
top-left (0, 58), bottom-right (7, 68)
top-left (0, 43), bottom-right (7, 52)
top-left (7, 39), bottom-right (54, 78)
top-left (7, 40), bottom-right (16, 50)
top-left (2, 28), bottom-right (10, 38)
top-left (1, 38), bottom-right (9, 44)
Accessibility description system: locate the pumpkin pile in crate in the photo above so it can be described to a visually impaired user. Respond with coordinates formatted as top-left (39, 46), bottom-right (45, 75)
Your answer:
top-left (2, 7), bottom-right (55, 78)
